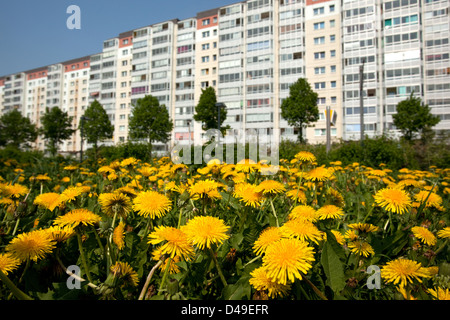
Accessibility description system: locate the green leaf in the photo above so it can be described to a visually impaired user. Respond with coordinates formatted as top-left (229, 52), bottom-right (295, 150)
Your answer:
top-left (321, 231), bottom-right (346, 295)
top-left (222, 276), bottom-right (251, 300)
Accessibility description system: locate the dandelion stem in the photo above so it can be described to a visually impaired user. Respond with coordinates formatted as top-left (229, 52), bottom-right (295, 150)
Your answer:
top-left (77, 231), bottom-right (93, 284)
top-left (269, 198), bottom-right (280, 228)
top-left (209, 248), bottom-right (228, 287)
top-left (434, 239), bottom-right (449, 256)
top-left (138, 258), bottom-right (164, 300)
top-left (158, 257), bottom-right (172, 292)
top-left (0, 269), bottom-right (33, 300)
top-left (301, 273), bottom-right (328, 300)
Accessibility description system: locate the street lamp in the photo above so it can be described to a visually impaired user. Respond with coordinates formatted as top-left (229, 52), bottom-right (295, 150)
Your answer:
top-left (215, 102), bottom-right (226, 145)
top-left (79, 115), bottom-right (92, 162)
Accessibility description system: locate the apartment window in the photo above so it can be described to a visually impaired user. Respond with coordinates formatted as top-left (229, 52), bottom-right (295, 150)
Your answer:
top-left (330, 35), bottom-right (336, 42)
top-left (314, 52), bottom-right (326, 59)
top-left (202, 43), bottom-right (210, 50)
top-left (314, 67), bottom-right (326, 74)
top-left (201, 81), bottom-right (209, 88)
top-left (329, 5), bottom-right (335, 12)
top-left (314, 22), bottom-right (325, 30)
top-left (313, 7), bottom-right (324, 15)
top-left (330, 50), bottom-right (336, 57)
top-left (202, 56), bottom-right (210, 63)
top-left (331, 96), bottom-right (337, 104)
top-left (315, 82), bottom-right (326, 90)
top-left (317, 97), bottom-right (326, 105)
top-left (330, 20), bottom-right (335, 28)
top-left (202, 19), bottom-right (210, 26)
top-left (122, 61), bottom-right (128, 66)
top-left (314, 37), bottom-right (325, 45)
top-left (331, 81), bottom-right (337, 88)
top-left (202, 31), bottom-right (210, 38)
top-left (331, 65), bottom-right (336, 73)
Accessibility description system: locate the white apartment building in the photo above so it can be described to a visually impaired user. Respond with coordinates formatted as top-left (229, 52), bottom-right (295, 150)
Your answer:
top-left (1, 0), bottom-right (449, 155)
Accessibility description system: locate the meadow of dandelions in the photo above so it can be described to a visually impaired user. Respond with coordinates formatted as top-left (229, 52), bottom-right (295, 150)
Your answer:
top-left (0, 152), bottom-right (449, 300)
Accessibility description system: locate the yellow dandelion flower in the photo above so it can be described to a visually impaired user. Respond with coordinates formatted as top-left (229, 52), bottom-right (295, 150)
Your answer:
top-left (294, 151), bottom-right (316, 163)
top-left (374, 188), bottom-right (412, 215)
top-left (110, 261), bottom-right (139, 287)
top-left (344, 229), bottom-right (359, 241)
top-left (428, 287), bottom-right (450, 300)
top-left (188, 179), bottom-right (221, 200)
top-left (280, 220), bottom-right (323, 244)
top-left (1, 183), bottom-right (29, 198)
top-left (414, 190), bottom-right (443, 209)
top-left (233, 183), bottom-right (264, 208)
top-left (288, 205), bottom-right (317, 222)
top-left (120, 157), bottom-right (138, 167)
top-left (33, 174), bottom-right (52, 182)
top-left (381, 258), bottom-right (431, 287)
top-left (397, 285), bottom-right (417, 300)
top-left (316, 205), bottom-right (344, 220)
top-left (63, 165), bottom-right (78, 171)
top-left (255, 180), bottom-right (286, 196)
top-left (0, 253), bottom-right (21, 275)
top-left (152, 248), bottom-right (181, 274)
top-left (249, 267), bottom-right (291, 298)
top-left (182, 216), bottom-right (229, 250)
top-left (148, 226), bottom-right (194, 260)
top-left (59, 186), bottom-right (85, 204)
top-left (6, 229), bottom-right (56, 262)
top-left (286, 188), bottom-right (307, 203)
top-left (33, 192), bottom-right (62, 212)
top-left (132, 191), bottom-right (172, 219)
top-left (437, 227), bottom-right (450, 239)
top-left (263, 238), bottom-right (315, 285)
top-left (330, 230), bottom-right (345, 245)
top-left (235, 159), bottom-right (260, 174)
top-left (53, 208), bottom-right (102, 229)
top-left (98, 192), bottom-right (132, 219)
top-left (348, 223), bottom-right (380, 234)
top-left (411, 226), bottom-right (437, 246)
top-left (115, 186), bottom-right (138, 198)
top-left (253, 227), bottom-right (284, 256)
top-left (305, 166), bottom-right (332, 182)
top-left (348, 240), bottom-right (375, 257)
top-left (113, 222), bottom-right (126, 250)
top-left (45, 226), bottom-right (75, 242)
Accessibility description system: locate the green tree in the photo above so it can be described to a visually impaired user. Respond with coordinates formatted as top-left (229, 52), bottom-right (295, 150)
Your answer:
top-left (0, 110), bottom-right (38, 148)
top-left (80, 100), bottom-right (114, 158)
top-left (40, 107), bottom-right (75, 156)
top-left (281, 78), bottom-right (319, 143)
top-left (128, 95), bottom-right (173, 157)
top-left (193, 87), bottom-right (228, 135)
top-left (393, 93), bottom-right (440, 141)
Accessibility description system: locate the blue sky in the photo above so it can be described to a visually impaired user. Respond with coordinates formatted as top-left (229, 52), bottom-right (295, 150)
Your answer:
top-left (0, 0), bottom-right (239, 76)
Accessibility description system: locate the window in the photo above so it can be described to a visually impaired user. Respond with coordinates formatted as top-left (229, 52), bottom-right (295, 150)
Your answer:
top-left (329, 5), bottom-right (335, 12)
top-left (314, 22), bottom-right (325, 30)
top-left (313, 7), bottom-right (324, 15)
top-left (314, 52), bottom-right (325, 59)
top-left (314, 37), bottom-right (325, 45)
top-left (314, 67), bottom-right (326, 74)
top-left (330, 20), bottom-right (335, 28)
top-left (202, 56), bottom-right (210, 63)
top-left (202, 43), bottom-right (210, 50)
top-left (202, 31), bottom-right (210, 38)
top-left (315, 82), bottom-right (326, 90)
top-left (330, 35), bottom-right (336, 42)
top-left (331, 81), bottom-right (337, 88)
top-left (202, 19), bottom-right (210, 26)
top-left (330, 50), bottom-right (336, 57)
top-left (331, 65), bottom-right (336, 73)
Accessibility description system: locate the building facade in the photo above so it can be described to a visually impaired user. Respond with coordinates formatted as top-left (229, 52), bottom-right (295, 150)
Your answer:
top-left (0, 0), bottom-right (449, 155)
